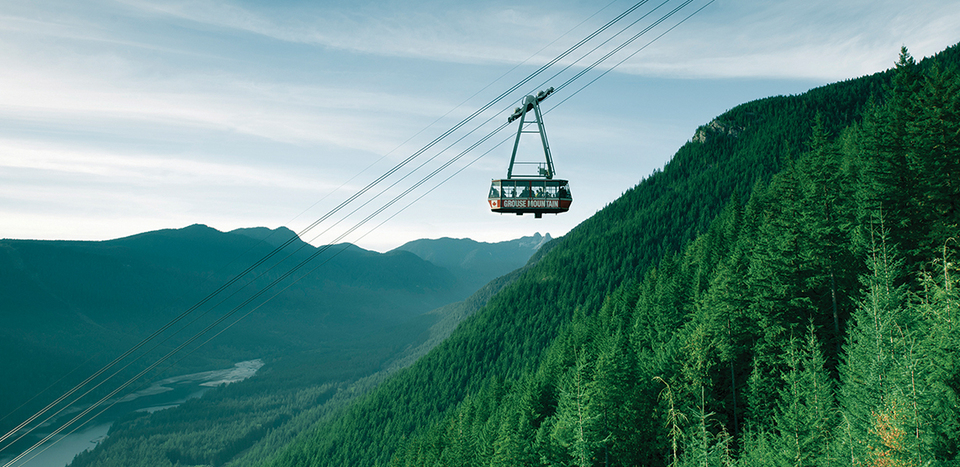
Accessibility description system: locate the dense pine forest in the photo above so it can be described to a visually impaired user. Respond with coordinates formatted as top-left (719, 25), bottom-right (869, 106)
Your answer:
top-left (61, 44), bottom-right (960, 467)
top-left (381, 48), bottom-right (960, 466)
top-left (267, 45), bottom-right (960, 467)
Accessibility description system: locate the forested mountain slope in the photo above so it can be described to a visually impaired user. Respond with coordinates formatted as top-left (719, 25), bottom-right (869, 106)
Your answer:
top-left (0, 224), bottom-right (540, 450)
top-left (0, 226), bottom-right (430, 413)
top-left (61, 235), bottom-right (544, 467)
top-left (387, 46), bottom-right (960, 466)
top-left (270, 43), bottom-right (960, 467)
top-left (65, 264), bottom-right (529, 467)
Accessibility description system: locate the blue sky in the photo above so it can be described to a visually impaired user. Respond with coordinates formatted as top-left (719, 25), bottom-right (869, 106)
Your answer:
top-left (1, 0), bottom-right (958, 252)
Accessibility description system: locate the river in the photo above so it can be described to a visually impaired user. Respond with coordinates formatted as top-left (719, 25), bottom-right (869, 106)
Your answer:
top-left (1, 359), bottom-right (263, 467)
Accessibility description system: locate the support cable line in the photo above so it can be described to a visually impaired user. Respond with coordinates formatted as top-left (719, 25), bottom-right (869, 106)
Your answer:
top-left (536, 0), bottom-right (668, 95)
top-left (189, 0), bottom-right (686, 270)
top-left (380, 0), bottom-right (714, 236)
top-left (5, 0), bottom-right (688, 458)
top-left (311, 0), bottom-right (698, 228)
top-left (555, 0), bottom-right (694, 95)
top-left (12, 118), bottom-right (516, 463)
top-left (205, 0), bottom-right (624, 261)
top-left (7, 4), bottom-right (660, 464)
top-left (553, 0), bottom-right (717, 109)
top-left (3, 116), bottom-right (513, 467)
top-left (0, 1), bottom-right (646, 454)
top-left (147, 0), bottom-right (631, 326)
top-left (2, 1), bottom-right (715, 463)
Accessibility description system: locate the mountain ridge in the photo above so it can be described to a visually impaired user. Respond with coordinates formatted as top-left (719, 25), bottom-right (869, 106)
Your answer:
top-left (393, 233), bottom-right (552, 293)
top-left (0, 224), bottom-right (546, 443)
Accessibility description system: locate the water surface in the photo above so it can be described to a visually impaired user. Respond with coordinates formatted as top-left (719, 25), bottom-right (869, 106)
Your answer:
top-left (1, 359), bottom-right (262, 467)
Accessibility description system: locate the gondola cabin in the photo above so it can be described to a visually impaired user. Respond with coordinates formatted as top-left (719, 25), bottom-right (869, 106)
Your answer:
top-left (488, 179), bottom-right (572, 218)
top-left (488, 87), bottom-right (573, 218)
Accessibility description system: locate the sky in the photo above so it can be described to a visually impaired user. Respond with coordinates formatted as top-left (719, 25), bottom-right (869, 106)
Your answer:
top-left (1, 0), bottom-right (958, 252)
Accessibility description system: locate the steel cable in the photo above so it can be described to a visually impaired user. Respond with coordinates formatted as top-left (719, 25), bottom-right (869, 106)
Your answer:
top-left (2, 1), bottom-right (715, 464)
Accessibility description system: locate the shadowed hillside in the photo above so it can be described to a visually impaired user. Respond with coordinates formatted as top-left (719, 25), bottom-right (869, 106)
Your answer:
top-left (0, 225), bottom-right (543, 445)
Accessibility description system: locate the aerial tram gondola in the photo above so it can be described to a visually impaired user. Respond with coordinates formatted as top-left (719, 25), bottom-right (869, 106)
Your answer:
top-left (488, 87), bottom-right (572, 218)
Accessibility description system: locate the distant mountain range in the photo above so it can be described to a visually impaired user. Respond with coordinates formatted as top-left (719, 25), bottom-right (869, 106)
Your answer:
top-left (0, 225), bottom-right (548, 436)
top-left (394, 233), bottom-right (552, 293)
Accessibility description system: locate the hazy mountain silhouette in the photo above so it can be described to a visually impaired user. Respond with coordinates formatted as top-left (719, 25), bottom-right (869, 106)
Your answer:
top-left (0, 224), bottom-right (544, 435)
top-left (392, 233), bottom-right (551, 293)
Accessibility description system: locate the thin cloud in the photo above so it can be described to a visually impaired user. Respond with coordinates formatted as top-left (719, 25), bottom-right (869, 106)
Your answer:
top-left (2, 0), bottom-right (958, 249)
top-left (117, 0), bottom-right (588, 65)
top-left (0, 138), bottom-right (336, 190)
top-left (113, 0), bottom-right (960, 80)
top-left (621, 0), bottom-right (960, 80)
top-left (0, 59), bottom-right (459, 155)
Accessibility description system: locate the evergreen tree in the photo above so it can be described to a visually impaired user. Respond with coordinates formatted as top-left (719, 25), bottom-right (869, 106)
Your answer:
top-left (914, 244), bottom-right (960, 460)
top-left (743, 166), bottom-right (817, 429)
top-left (738, 429), bottom-right (777, 467)
top-left (772, 324), bottom-right (836, 467)
top-left (797, 114), bottom-right (860, 364)
top-left (591, 329), bottom-right (643, 466)
top-left (859, 47), bottom-right (927, 265)
top-left (655, 376), bottom-right (686, 467)
top-left (907, 64), bottom-right (960, 260)
top-left (837, 220), bottom-right (914, 466)
top-left (489, 406), bottom-right (525, 467)
top-left (551, 351), bottom-right (604, 466)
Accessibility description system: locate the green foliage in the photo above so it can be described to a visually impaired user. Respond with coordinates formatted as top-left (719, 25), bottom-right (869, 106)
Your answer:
top-left (345, 44), bottom-right (960, 467)
top-left (773, 325), bottom-right (836, 467)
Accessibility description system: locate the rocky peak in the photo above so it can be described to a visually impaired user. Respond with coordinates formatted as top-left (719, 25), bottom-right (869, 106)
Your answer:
top-left (692, 119), bottom-right (743, 144)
